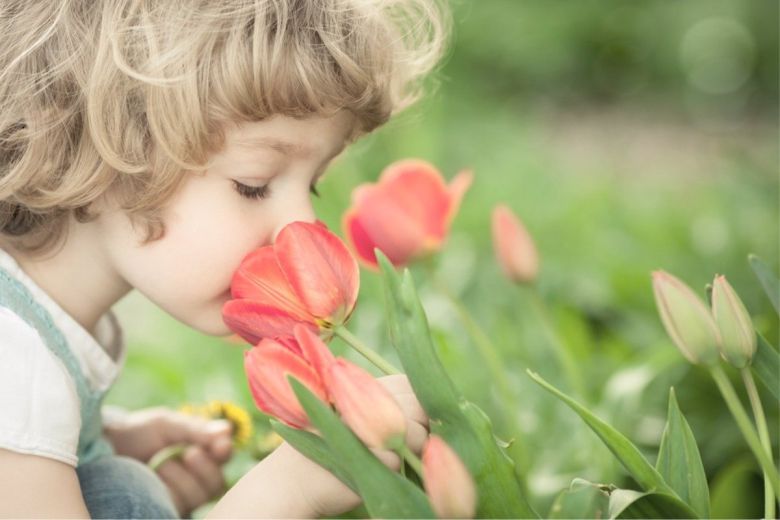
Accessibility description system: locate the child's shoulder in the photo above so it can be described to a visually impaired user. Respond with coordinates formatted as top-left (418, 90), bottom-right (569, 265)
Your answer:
top-left (0, 304), bottom-right (82, 467)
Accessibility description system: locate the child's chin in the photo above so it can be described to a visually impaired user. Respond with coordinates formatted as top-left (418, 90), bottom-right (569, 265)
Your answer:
top-left (187, 307), bottom-right (232, 337)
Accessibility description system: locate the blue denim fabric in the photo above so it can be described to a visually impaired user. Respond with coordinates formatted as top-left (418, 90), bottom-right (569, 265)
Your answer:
top-left (76, 455), bottom-right (179, 519)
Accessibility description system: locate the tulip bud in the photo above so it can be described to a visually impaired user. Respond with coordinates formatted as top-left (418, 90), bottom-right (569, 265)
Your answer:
top-left (491, 204), bottom-right (539, 284)
top-left (652, 270), bottom-right (721, 365)
top-left (326, 359), bottom-right (406, 450)
top-left (711, 275), bottom-right (756, 368)
top-left (422, 435), bottom-right (477, 519)
top-left (244, 339), bottom-right (329, 429)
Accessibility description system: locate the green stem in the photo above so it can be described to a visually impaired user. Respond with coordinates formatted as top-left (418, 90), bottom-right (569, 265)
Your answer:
top-left (148, 443), bottom-right (187, 471)
top-left (524, 285), bottom-right (587, 402)
top-left (396, 443), bottom-right (424, 477)
top-left (709, 364), bottom-right (780, 496)
top-left (741, 367), bottom-right (777, 519)
top-left (333, 326), bottom-right (401, 375)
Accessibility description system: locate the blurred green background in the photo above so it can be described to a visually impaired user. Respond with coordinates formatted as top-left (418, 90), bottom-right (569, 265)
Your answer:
top-left (109, 1), bottom-right (778, 517)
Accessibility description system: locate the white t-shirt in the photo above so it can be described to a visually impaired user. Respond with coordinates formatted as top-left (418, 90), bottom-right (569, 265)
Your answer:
top-left (0, 248), bottom-right (127, 466)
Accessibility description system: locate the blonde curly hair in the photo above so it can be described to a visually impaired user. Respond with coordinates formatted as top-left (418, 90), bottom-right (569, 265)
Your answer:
top-left (0, 0), bottom-right (450, 256)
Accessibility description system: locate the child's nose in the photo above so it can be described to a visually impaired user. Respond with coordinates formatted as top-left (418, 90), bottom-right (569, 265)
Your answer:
top-left (271, 203), bottom-right (316, 242)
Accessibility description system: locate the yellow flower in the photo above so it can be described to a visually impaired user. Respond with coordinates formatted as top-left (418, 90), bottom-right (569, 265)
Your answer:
top-left (179, 400), bottom-right (254, 447)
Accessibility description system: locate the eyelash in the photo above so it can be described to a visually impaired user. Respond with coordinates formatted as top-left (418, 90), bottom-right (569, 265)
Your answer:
top-left (232, 181), bottom-right (321, 200)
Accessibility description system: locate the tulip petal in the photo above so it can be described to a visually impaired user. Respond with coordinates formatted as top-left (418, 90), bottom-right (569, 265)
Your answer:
top-left (223, 300), bottom-right (317, 345)
top-left (275, 335), bottom-right (305, 357)
top-left (294, 324), bottom-right (336, 387)
top-left (353, 188), bottom-right (432, 265)
top-left (345, 160), bottom-right (471, 268)
top-left (446, 169), bottom-right (474, 227)
top-left (244, 340), bottom-right (328, 429)
top-left (326, 359), bottom-right (407, 448)
top-left (230, 246), bottom-right (310, 320)
top-left (343, 207), bottom-right (382, 268)
top-left (712, 275), bottom-right (756, 368)
top-left (274, 221), bottom-right (360, 322)
top-left (379, 160), bottom-right (456, 240)
top-left (491, 204), bottom-right (538, 284)
top-left (652, 271), bottom-right (721, 365)
top-left (422, 435), bottom-right (478, 519)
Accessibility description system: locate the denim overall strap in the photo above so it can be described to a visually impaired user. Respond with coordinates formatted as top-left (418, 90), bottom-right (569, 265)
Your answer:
top-left (0, 265), bottom-right (114, 466)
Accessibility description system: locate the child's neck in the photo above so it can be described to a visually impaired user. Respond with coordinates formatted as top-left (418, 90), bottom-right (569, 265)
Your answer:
top-left (2, 216), bottom-right (132, 339)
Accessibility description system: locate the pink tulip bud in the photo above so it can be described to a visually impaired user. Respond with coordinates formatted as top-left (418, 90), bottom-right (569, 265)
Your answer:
top-left (711, 275), bottom-right (756, 368)
top-left (244, 338), bottom-right (329, 430)
top-left (326, 359), bottom-right (407, 449)
top-left (491, 204), bottom-right (539, 284)
top-left (422, 435), bottom-right (477, 519)
top-left (652, 270), bottom-right (721, 365)
top-left (342, 159), bottom-right (472, 268)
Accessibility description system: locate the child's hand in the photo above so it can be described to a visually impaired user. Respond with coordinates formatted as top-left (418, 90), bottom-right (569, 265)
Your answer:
top-left (286, 374), bottom-right (430, 518)
top-left (103, 407), bottom-right (233, 517)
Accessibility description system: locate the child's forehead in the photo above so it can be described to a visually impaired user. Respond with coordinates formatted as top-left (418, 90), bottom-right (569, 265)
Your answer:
top-left (220, 112), bottom-right (357, 159)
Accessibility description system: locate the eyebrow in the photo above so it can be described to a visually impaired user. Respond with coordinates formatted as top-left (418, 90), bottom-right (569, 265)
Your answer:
top-left (235, 136), bottom-right (314, 158)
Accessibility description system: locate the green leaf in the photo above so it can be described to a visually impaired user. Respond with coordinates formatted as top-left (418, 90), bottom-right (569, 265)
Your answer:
top-left (270, 420), bottom-right (357, 492)
top-left (656, 388), bottom-right (710, 518)
top-left (608, 489), bottom-right (699, 519)
top-left (749, 254), bottom-right (780, 315)
top-left (752, 332), bottom-right (779, 401)
top-left (547, 482), bottom-right (609, 519)
top-left (288, 377), bottom-right (436, 519)
top-left (376, 251), bottom-right (464, 422)
top-left (378, 251), bottom-right (538, 518)
top-left (527, 369), bottom-right (677, 497)
top-left (457, 400), bottom-right (539, 518)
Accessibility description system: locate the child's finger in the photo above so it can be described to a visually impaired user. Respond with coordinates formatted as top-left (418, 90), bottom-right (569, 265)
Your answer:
top-left (405, 419), bottom-right (429, 456)
top-left (391, 391), bottom-right (429, 429)
top-left (181, 445), bottom-right (227, 498)
top-left (207, 435), bottom-right (233, 464)
top-left (370, 447), bottom-right (402, 472)
top-left (377, 375), bottom-right (429, 426)
top-left (161, 412), bottom-right (232, 447)
top-left (156, 458), bottom-right (211, 516)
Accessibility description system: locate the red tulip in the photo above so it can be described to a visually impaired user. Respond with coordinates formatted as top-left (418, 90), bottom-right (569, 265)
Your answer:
top-left (422, 435), bottom-right (477, 519)
top-left (326, 358), bottom-right (407, 449)
top-left (223, 221), bottom-right (359, 345)
top-left (244, 338), bottom-right (329, 429)
top-left (342, 159), bottom-right (472, 268)
top-left (491, 204), bottom-right (539, 284)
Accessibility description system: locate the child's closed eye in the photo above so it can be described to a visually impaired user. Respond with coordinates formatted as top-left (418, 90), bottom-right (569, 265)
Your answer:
top-left (232, 180), bottom-right (270, 200)
top-left (231, 180), bottom-right (322, 200)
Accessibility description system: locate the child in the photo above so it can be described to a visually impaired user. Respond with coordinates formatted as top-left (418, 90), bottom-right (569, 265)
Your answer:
top-left (0, 0), bottom-right (449, 517)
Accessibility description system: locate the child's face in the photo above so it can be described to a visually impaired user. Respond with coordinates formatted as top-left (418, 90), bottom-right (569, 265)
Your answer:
top-left (96, 112), bottom-right (355, 336)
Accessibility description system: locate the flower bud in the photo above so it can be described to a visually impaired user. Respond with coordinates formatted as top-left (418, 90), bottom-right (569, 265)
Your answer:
top-left (652, 270), bottom-right (721, 365)
top-left (422, 435), bottom-right (477, 519)
top-left (326, 359), bottom-right (407, 449)
top-left (711, 275), bottom-right (756, 368)
top-left (491, 204), bottom-right (539, 284)
top-left (244, 339), bottom-right (329, 430)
